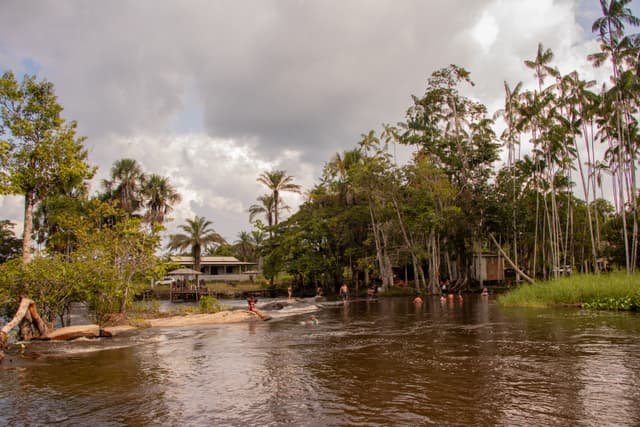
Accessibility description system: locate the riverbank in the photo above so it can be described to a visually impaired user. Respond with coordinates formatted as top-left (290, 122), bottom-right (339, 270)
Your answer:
top-left (498, 271), bottom-right (640, 311)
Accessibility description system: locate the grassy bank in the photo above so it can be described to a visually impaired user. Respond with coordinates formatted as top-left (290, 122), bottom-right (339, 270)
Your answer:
top-left (498, 271), bottom-right (640, 311)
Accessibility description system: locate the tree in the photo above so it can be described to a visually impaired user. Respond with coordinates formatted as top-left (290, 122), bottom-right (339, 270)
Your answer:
top-left (0, 71), bottom-right (94, 264)
top-left (101, 158), bottom-right (144, 216)
top-left (248, 194), bottom-right (278, 237)
top-left (141, 174), bottom-right (181, 228)
top-left (0, 220), bottom-right (21, 263)
top-left (233, 231), bottom-right (254, 262)
top-left (168, 216), bottom-right (226, 273)
top-left (257, 170), bottom-right (302, 225)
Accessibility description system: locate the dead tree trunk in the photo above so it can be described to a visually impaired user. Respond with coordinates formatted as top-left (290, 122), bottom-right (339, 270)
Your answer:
top-left (0, 297), bottom-right (48, 364)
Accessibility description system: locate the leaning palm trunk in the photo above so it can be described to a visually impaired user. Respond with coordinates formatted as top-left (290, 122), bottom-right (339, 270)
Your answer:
top-left (490, 234), bottom-right (535, 284)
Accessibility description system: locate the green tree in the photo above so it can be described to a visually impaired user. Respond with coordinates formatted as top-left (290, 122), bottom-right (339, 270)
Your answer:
top-left (168, 216), bottom-right (226, 272)
top-left (0, 71), bottom-right (94, 264)
top-left (141, 174), bottom-right (181, 228)
top-left (101, 158), bottom-right (145, 216)
top-left (234, 231), bottom-right (255, 262)
top-left (0, 220), bottom-right (21, 263)
top-left (248, 194), bottom-right (278, 237)
top-left (257, 170), bottom-right (302, 225)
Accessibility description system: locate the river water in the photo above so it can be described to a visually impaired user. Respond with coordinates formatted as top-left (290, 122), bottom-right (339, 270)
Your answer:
top-left (2, 295), bottom-right (640, 426)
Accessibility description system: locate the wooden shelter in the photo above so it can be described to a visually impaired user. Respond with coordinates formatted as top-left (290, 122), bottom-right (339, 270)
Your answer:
top-left (167, 268), bottom-right (209, 302)
top-left (472, 253), bottom-right (504, 286)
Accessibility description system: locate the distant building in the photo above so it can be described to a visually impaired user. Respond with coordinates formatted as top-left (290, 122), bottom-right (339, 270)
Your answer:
top-left (472, 253), bottom-right (504, 285)
top-left (170, 256), bottom-right (258, 282)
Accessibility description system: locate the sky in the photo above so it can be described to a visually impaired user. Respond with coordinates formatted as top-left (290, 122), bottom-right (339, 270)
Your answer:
top-left (0, 0), bottom-right (638, 247)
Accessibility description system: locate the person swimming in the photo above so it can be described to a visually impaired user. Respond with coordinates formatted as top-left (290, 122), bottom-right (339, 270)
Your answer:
top-left (300, 315), bottom-right (318, 326)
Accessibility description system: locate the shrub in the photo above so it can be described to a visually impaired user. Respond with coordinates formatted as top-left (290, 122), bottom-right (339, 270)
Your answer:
top-left (198, 296), bottom-right (224, 313)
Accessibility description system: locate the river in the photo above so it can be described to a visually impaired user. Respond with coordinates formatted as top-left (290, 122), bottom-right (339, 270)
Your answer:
top-left (2, 295), bottom-right (640, 426)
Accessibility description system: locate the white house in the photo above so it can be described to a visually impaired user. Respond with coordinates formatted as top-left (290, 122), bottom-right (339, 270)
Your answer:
top-left (170, 256), bottom-right (258, 282)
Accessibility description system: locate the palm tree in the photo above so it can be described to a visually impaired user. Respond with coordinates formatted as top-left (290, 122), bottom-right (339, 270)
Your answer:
top-left (590, 0), bottom-right (640, 272)
top-left (102, 158), bottom-right (144, 216)
top-left (141, 174), bottom-right (181, 228)
top-left (494, 80), bottom-right (523, 280)
top-left (168, 216), bottom-right (226, 273)
top-left (234, 231), bottom-right (254, 262)
top-left (325, 149), bottom-right (364, 205)
top-left (248, 194), bottom-right (277, 236)
top-left (257, 170), bottom-right (301, 225)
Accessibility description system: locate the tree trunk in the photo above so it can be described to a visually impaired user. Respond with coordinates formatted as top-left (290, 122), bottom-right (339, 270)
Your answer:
top-left (22, 192), bottom-right (35, 264)
top-left (0, 297), bottom-right (48, 364)
top-left (490, 234), bottom-right (535, 284)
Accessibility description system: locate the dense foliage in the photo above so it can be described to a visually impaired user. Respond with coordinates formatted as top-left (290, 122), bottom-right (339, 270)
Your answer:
top-left (256, 1), bottom-right (640, 294)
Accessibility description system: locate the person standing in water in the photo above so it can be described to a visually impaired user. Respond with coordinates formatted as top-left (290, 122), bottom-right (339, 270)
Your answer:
top-left (287, 285), bottom-right (293, 300)
top-left (340, 282), bottom-right (349, 301)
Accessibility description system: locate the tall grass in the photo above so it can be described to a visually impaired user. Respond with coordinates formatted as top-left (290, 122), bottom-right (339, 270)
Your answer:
top-left (498, 271), bottom-right (640, 311)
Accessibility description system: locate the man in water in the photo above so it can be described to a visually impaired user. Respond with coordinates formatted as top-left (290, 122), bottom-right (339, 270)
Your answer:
top-left (414, 295), bottom-right (423, 305)
top-left (340, 283), bottom-right (349, 301)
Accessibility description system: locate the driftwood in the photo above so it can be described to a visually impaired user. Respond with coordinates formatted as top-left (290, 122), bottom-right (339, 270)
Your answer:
top-left (489, 234), bottom-right (535, 284)
top-left (42, 325), bottom-right (100, 341)
top-left (1, 297), bottom-right (49, 364)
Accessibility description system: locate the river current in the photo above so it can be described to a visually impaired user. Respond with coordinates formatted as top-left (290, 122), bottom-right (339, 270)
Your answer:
top-left (2, 295), bottom-right (640, 426)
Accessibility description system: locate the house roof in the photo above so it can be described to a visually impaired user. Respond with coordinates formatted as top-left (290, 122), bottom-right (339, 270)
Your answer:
top-left (170, 256), bottom-right (256, 266)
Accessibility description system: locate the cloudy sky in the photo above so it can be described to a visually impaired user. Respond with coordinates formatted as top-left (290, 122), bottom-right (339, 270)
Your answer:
top-left (0, 0), bottom-right (637, 245)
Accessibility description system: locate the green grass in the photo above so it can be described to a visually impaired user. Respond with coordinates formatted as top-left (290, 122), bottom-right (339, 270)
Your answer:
top-left (498, 271), bottom-right (640, 311)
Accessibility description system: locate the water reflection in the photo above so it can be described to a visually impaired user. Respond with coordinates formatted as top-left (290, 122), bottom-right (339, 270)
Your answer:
top-left (2, 297), bottom-right (640, 425)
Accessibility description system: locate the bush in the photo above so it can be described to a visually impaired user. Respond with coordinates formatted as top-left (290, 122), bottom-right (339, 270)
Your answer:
top-left (198, 296), bottom-right (224, 313)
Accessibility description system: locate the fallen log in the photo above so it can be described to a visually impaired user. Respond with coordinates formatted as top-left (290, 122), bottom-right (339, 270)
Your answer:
top-left (42, 325), bottom-right (100, 341)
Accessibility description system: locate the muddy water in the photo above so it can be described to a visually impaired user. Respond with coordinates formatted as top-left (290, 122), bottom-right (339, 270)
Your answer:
top-left (2, 296), bottom-right (640, 426)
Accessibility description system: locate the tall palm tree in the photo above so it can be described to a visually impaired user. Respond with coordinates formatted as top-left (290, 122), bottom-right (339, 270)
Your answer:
top-left (590, 0), bottom-right (640, 272)
top-left (248, 194), bottom-right (276, 234)
top-left (141, 174), bottom-right (181, 228)
top-left (257, 170), bottom-right (301, 225)
top-left (168, 216), bottom-right (226, 273)
top-left (102, 158), bottom-right (144, 216)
